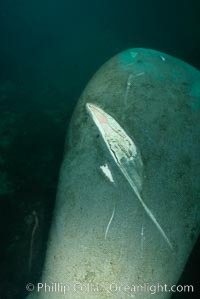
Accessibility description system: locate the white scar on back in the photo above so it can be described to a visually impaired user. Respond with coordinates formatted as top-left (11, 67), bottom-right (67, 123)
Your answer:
top-left (86, 102), bottom-right (173, 250)
top-left (105, 206), bottom-right (115, 240)
top-left (100, 164), bottom-right (114, 183)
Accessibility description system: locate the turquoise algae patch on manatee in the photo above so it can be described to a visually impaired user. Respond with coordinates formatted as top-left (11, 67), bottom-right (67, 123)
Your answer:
top-left (189, 82), bottom-right (200, 110)
top-left (119, 48), bottom-right (167, 67)
top-left (118, 48), bottom-right (168, 81)
top-left (119, 49), bottom-right (139, 66)
top-left (119, 48), bottom-right (200, 110)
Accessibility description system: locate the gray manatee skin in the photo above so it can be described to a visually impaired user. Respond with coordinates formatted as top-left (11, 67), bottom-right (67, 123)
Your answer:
top-left (29, 49), bottom-right (200, 299)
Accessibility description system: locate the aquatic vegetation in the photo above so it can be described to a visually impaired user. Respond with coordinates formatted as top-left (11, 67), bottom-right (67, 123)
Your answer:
top-left (0, 112), bottom-right (19, 149)
top-left (0, 112), bottom-right (18, 196)
top-left (0, 171), bottom-right (14, 196)
top-left (28, 210), bottom-right (39, 273)
top-left (0, 80), bottom-right (16, 102)
top-left (86, 103), bottom-right (173, 250)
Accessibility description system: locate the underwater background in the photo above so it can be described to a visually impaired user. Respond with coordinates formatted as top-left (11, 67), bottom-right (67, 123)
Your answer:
top-left (0, 0), bottom-right (199, 298)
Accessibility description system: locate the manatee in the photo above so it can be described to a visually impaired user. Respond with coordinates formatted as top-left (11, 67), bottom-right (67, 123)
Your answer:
top-left (28, 48), bottom-right (200, 299)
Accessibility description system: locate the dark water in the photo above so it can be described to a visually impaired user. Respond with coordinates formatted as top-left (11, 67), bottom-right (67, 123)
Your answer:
top-left (0, 0), bottom-right (199, 298)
